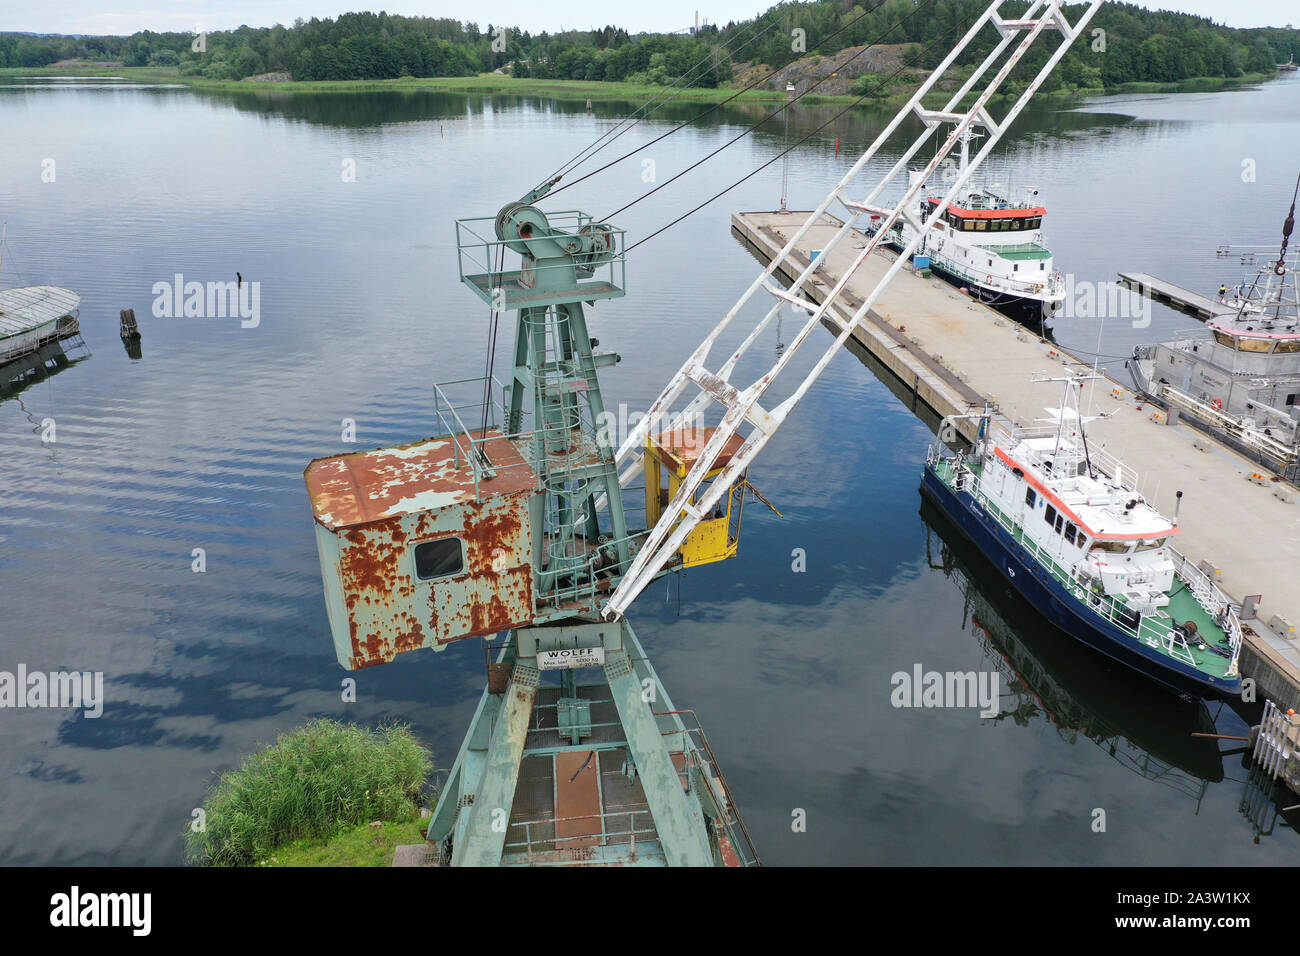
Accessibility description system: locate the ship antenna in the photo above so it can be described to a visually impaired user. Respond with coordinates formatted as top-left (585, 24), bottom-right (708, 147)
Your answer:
top-left (1276, 172), bottom-right (1298, 276)
top-left (1074, 379), bottom-right (1098, 480)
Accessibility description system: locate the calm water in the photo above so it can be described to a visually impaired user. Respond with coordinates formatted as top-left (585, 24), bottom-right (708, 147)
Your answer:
top-left (1, 74), bottom-right (1298, 865)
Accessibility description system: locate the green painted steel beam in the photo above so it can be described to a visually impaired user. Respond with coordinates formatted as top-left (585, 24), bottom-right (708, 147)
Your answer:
top-left (452, 661), bottom-right (541, 867)
top-left (603, 625), bottom-right (713, 867)
top-left (426, 683), bottom-right (501, 845)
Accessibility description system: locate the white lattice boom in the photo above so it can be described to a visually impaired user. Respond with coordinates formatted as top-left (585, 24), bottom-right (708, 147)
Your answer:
top-left (602, 0), bottom-right (1106, 620)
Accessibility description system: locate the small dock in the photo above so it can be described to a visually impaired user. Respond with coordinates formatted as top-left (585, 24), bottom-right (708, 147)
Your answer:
top-left (1117, 271), bottom-right (1236, 320)
top-left (733, 209), bottom-right (1300, 708)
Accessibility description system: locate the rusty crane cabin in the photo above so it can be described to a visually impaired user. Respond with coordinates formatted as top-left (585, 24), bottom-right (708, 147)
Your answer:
top-left (305, 429), bottom-right (537, 669)
top-left (305, 421), bottom-right (749, 669)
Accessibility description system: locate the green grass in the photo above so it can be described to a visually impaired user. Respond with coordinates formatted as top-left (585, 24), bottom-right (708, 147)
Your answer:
top-left (0, 62), bottom-right (1101, 108)
top-left (186, 717), bottom-right (433, 867)
top-left (256, 816), bottom-right (429, 867)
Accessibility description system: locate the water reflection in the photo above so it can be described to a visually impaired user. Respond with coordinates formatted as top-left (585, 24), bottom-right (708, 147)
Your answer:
top-left (0, 338), bottom-right (91, 400)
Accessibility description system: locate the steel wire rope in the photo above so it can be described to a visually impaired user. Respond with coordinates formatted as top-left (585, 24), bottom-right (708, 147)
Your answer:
top-left (544, 1), bottom-right (900, 202)
top-left (601, 0), bottom-right (943, 225)
top-left (622, 25), bottom-right (959, 254)
top-left (535, 14), bottom-right (786, 189)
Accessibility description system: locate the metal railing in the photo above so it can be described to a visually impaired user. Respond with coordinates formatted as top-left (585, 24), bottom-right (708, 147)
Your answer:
top-left (1155, 382), bottom-right (1300, 465)
top-left (654, 708), bottom-right (761, 866)
top-left (504, 808), bottom-right (658, 862)
top-left (1006, 423), bottom-right (1141, 490)
top-left (431, 375), bottom-right (540, 501)
top-left (930, 455), bottom-right (1240, 675)
top-left (1251, 699), bottom-right (1299, 782)
top-left (455, 211), bottom-right (627, 295)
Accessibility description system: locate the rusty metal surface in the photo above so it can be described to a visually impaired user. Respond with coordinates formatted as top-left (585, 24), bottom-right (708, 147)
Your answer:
top-left (486, 661), bottom-right (513, 695)
top-left (307, 429), bottom-right (539, 670)
top-left (554, 751), bottom-right (603, 848)
top-left (649, 426), bottom-right (746, 478)
top-left (305, 429), bottom-right (536, 530)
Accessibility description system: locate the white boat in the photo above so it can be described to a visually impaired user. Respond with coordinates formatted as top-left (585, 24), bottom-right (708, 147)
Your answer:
top-left (923, 375), bottom-right (1243, 700)
top-left (872, 124), bottom-right (1066, 320)
top-left (0, 285), bottom-right (82, 364)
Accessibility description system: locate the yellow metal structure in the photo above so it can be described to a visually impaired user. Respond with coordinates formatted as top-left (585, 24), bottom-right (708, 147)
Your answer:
top-left (644, 427), bottom-right (745, 568)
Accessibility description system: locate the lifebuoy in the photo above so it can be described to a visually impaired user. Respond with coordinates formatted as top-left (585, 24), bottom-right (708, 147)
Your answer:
top-left (986, 274), bottom-right (993, 282)
top-left (1210, 397), bottom-right (1223, 411)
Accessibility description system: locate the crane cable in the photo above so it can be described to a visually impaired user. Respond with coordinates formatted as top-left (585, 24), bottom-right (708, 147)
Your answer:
top-left (602, 0), bottom-right (942, 223)
top-left (535, 15), bottom-right (784, 189)
top-left (545, 0), bottom-right (901, 202)
top-left (1275, 172), bottom-right (1298, 275)
top-left (623, 25), bottom-right (958, 254)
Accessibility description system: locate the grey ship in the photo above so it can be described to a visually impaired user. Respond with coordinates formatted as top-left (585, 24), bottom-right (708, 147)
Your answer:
top-left (1129, 187), bottom-right (1300, 480)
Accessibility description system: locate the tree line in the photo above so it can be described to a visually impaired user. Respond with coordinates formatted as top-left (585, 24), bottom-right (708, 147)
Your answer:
top-left (0, 2), bottom-right (1295, 89)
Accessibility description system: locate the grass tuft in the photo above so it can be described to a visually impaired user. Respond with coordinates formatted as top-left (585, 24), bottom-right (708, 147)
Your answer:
top-left (186, 718), bottom-right (432, 866)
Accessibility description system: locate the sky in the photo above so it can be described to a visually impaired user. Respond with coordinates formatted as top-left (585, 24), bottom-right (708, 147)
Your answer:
top-left (4, 1), bottom-right (1295, 37)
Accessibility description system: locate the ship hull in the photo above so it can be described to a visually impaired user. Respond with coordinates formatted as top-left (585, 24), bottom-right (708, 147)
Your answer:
top-left (926, 262), bottom-right (1060, 325)
top-left (920, 464), bottom-right (1241, 701)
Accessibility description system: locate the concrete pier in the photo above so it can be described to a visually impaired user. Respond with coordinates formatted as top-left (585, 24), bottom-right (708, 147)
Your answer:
top-left (733, 209), bottom-right (1300, 708)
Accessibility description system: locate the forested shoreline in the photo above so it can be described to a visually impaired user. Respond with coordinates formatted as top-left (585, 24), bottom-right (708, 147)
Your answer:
top-left (0, 2), bottom-right (1295, 91)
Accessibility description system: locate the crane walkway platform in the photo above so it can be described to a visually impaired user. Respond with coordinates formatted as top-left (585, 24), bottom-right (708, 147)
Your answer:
top-left (733, 209), bottom-right (1300, 708)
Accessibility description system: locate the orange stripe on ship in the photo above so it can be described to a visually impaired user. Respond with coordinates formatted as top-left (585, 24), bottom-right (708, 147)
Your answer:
top-left (992, 446), bottom-right (1178, 542)
top-left (926, 197), bottom-right (1046, 219)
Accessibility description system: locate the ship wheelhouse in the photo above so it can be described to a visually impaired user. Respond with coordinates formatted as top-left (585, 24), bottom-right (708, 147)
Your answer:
top-left (924, 196), bottom-right (1045, 234)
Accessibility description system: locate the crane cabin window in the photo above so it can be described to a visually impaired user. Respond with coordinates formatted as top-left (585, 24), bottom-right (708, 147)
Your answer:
top-left (414, 538), bottom-right (464, 581)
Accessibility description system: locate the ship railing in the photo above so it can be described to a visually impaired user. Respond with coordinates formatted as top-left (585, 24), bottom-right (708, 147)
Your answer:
top-left (655, 709), bottom-right (761, 866)
top-left (1170, 550), bottom-right (1242, 676)
top-left (939, 259), bottom-right (1062, 298)
top-left (976, 494), bottom-right (1212, 669)
top-left (1168, 327), bottom-right (1214, 344)
top-left (504, 808), bottom-right (659, 862)
top-left (1006, 427), bottom-right (1142, 490)
top-left (1156, 383), bottom-right (1299, 464)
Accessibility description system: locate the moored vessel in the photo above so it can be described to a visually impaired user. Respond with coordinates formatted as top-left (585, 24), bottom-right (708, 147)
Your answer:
top-left (1128, 178), bottom-right (1300, 479)
top-left (0, 285), bottom-right (81, 365)
top-left (871, 124), bottom-right (1065, 321)
top-left (921, 374), bottom-right (1243, 700)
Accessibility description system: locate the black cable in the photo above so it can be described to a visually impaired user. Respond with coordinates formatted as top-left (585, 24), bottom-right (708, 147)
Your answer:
top-left (547, 1), bottom-right (898, 202)
top-left (623, 26), bottom-right (956, 253)
top-left (603, 0), bottom-right (940, 223)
